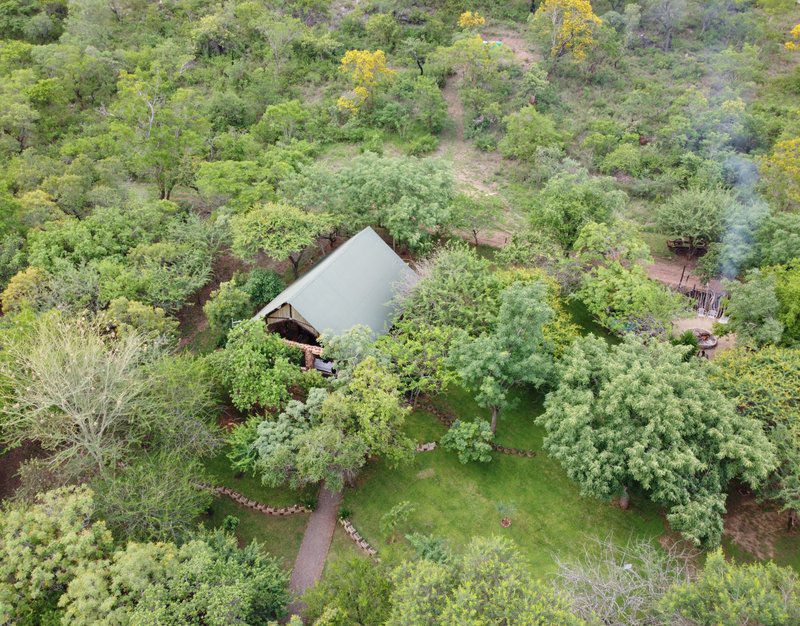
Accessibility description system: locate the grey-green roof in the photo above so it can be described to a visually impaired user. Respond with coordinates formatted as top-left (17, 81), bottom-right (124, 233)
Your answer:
top-left (254, 227), bottom-right (417, 337)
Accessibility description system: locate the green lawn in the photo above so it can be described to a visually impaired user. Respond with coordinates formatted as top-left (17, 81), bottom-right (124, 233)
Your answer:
top-left (339, 387), bottom-right (665, 576)
top-left (202, 496), bottom-right (308, 570)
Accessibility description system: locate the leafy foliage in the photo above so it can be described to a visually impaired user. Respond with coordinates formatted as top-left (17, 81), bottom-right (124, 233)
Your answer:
top-left (0, 486), bottom-right (113, 624)
top-left (210, 319), bottom-right (302, 412)
top-left (538, 335), bottom-right (776, 546)
top-left (577, 262), bottom-right (689, 336)
top-left (60, 530), bottom-right (289, 624)
top-left (387, 536), bottom-right (583, 625)
top-left (441, 419), bottom-right (494, 464)
top-left (449, 281), bottom-right (555, 433)
top-left (230, 203), bottom-right (334, 277)
top-left (659, 550), bottom-right (800, 624)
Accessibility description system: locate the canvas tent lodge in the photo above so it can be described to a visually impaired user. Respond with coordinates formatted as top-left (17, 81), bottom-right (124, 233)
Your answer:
top-left (253, 227), bottom-right (417, 371)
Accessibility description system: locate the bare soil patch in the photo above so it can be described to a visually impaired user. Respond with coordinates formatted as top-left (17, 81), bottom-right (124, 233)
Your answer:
top-left (0, 441), bottom-right (45, 501)
top-left (645, 257), bottom-right (724, 291)
top-left (724, 490), bottom-right (792, 560)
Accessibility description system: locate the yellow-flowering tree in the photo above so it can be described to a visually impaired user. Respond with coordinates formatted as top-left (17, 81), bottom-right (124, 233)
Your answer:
top-left (458, 10), bottom-right (486, 30)
top-left (762, 137), bottom-right (800, 209)
top-left (530, 0), bottom-right (602, 65)
top-left (786, 23), bottom-right (800, 50)
top-left (337, 49), bottom-right (395, 112)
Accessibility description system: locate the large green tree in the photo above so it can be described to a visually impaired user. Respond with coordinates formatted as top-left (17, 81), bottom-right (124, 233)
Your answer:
top-left (60, 530), bottom-right (289, 624)
top-left (711, 346), bottom-right (800, 527)
top-left (289, 152), bottom-right (455, 251)
top-left (449, 281), bottom-right (555, 434)
top-left (659, 550), bottom-right (800, 624)
top-left (211, 318), bottom-right (302, 412)
top-left (253, 357), bottom-right (413, 492)
top-left (656, 188), bottom-right (734, 252)
top-left (0, 486), bottom-right (113, 624)
top-left (533, 169), bottom-right (627, 250)
top-left (387, 536), bottom-right (582, 625)
top-left (538, 335), bottom-right (776, 546)
top-left (230, 202), bottom-right (334, 277)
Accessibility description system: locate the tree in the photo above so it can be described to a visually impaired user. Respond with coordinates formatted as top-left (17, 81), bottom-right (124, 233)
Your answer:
top-left (304, 557), bottom-right (393, 625)
top-left (655, 188), bottom-right (734, 254)
top-left (0, 486), bottom-right (113, 624)
top-left (337, 49), bottom-right (395, 112)
top-left (577, 262), bottom-right (688, 336)
top-left (787, 23), bottom-right (800, 50)
top-left (96, 297), bottom-right (179, 347)
top-left (0, 316), bottom-right (155, 472)
top-left (755, 212), bottom-right (800, 267)
top-left (534, 169), bottom-right (627, 250)
top-left (211, 318), bottom-right (302, 412)
top-left (380, 500), bottom-right (416, 543)
top-left (659, 550), bottom-right (800, 624)
top-left (399, 244), bottom-right (502, 337)
top-left (644, 0), bottom-right (687, 51)
top-left (254, 99), bottom-right (310, 143)
top-left (92, 451), bottom-right (213, 542)
top-left (537, 335), bottom-right (776, 546)
top-left (449, 281), bottom-right (555, 434)
top-left (499, 106), bottom-right (562, 161)
top-left (572, 220), bottom-right (651, 268)
top-left (60, 530), bottom-right (289, 624)
top-left (458, 11), bottom-right (486, 30)
top-left (710, 346), bottom-right (800, 527)
top-left (290, 152), bottom-right (455, 251)
top-left (441, 419), bottom-right (494, 464)
top-left (376, 320), bottom-right (458, 405)
top-left (387, 536), bottom-right (582, 625)
top-left (555, 536), bottom-right (693, 625)
top-left (766, 261), bottom-right (800, 345)
top-left (530, 0), bottom-right (602, 67)
top-left (255, 358), bottom-right (413, 491)
top-left (724, 270), bottom-right (784, 348)
top-left (230, 203), bottom-right (334, 277)
top-left (112, 70), bottom-right (209, 200)
top-left (242, 268), bottom-right (284, 307)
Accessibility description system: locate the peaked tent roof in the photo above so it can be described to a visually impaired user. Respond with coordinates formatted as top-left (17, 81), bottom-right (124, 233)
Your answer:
top-left (254, 227), bottom-right (417, 337)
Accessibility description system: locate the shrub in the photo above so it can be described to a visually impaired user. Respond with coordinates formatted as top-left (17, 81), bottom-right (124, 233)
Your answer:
top-left (499, 106), bottom-right (561, 161)
top-left (204, 280), bottom-right (253, 338)
top-left (406, 133), bottom-right (438, 156)
top-left (441, 419), bottom-right (494, 464)
top-left (243, 268), bottom-right (284, 307)
top-left (600, 143), bottom-right (644, 177)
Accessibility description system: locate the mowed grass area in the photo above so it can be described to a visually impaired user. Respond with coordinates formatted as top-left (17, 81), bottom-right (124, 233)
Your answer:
top-left (202, 497), bottom-right (308, 570)
top-left (339, 387), bottom-right (665, 575)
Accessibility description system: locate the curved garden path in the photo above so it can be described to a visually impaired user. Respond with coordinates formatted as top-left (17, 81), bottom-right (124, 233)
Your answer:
top-left (287, 487), bottom-right (342, 616)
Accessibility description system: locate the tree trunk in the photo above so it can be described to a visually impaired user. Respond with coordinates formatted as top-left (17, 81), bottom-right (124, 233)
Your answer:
top-left (290, 255), bottom-right (301, 278)
top-left (619, 485), bottom-right (630, 510)
top-left (490, 406), bottom-right (498, 435)
top-left (789, 508), bottom-right (798, 531)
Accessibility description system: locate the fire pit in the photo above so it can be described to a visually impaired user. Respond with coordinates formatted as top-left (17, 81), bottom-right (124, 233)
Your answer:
top-left (690, 328), bottom-right (718, 350)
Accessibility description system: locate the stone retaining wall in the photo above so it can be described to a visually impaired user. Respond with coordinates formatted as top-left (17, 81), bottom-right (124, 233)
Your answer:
top-left (339, 518), bottom-right (379, 558)
top-left (205, 484), bottom-right (312, 516)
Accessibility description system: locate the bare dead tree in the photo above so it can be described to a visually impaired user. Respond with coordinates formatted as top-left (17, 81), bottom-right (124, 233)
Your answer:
top-left (554, 535), bottom-right (697, 625)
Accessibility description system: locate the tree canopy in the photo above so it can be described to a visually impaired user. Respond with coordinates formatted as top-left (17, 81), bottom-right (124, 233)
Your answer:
top-left (538, 335), bottom-right (775, 546)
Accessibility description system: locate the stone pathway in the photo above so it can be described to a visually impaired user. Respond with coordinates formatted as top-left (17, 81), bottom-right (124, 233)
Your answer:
top-left (287, 487), bottom-right (342, 616)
